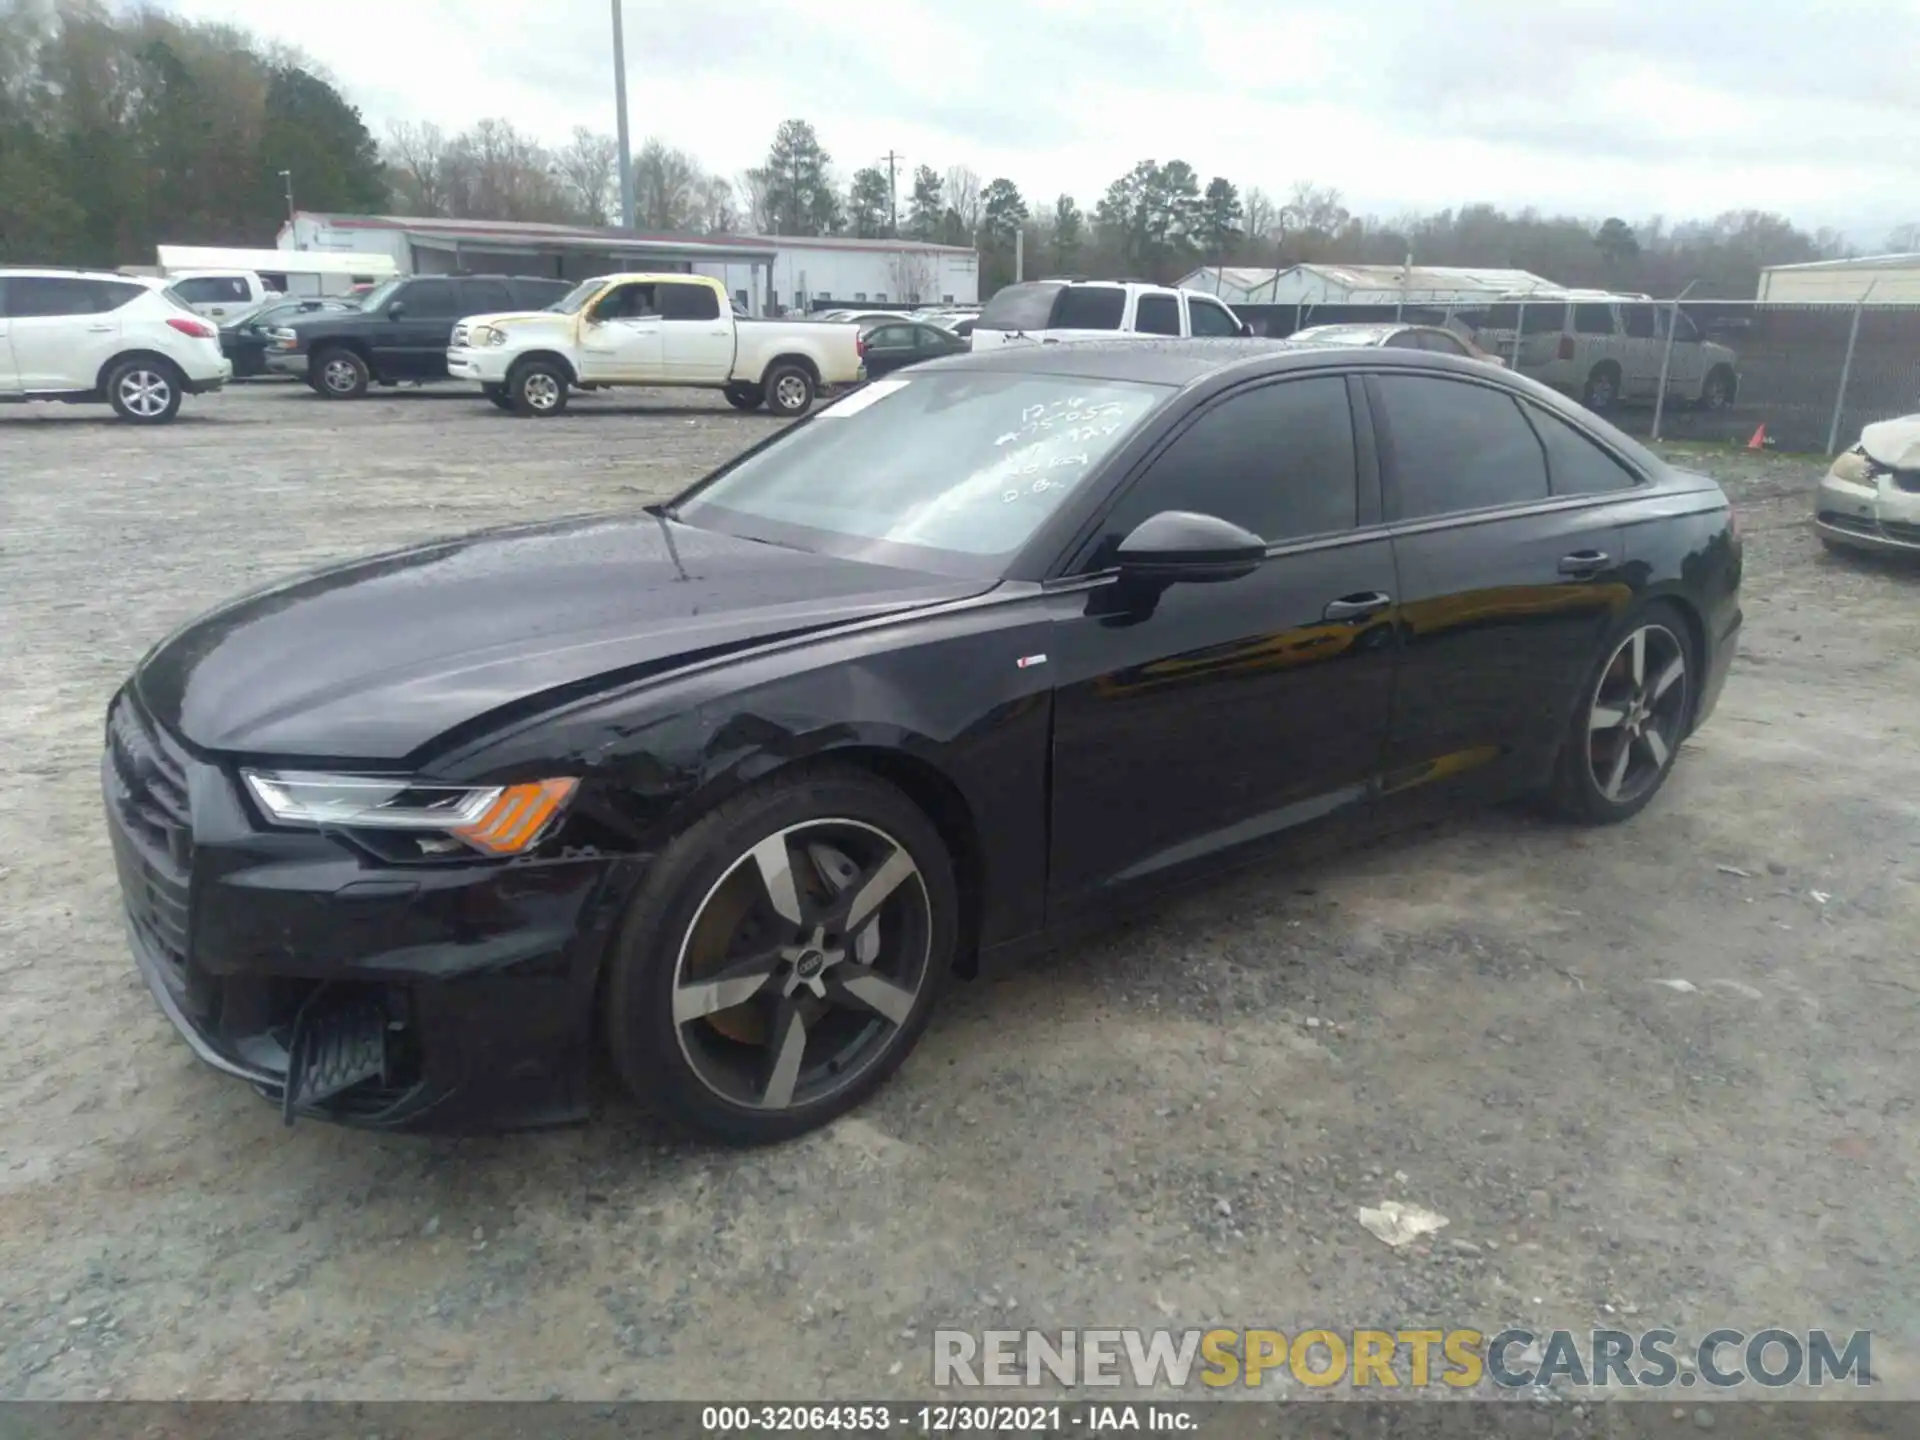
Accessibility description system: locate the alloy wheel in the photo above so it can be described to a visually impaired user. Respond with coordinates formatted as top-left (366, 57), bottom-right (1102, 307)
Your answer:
top-left (1586, 624), bottom-right (1688, 806)
top-left (323, 358), bottom-right (359, 394)
top-left (118, 369), bottom-right (172, 417)
top-left (672, 818), bottom-right (931, 1112)
top-left (522, 372), bottom-right (561, 411)
top-left (774, 374), bottom-right (809, 411)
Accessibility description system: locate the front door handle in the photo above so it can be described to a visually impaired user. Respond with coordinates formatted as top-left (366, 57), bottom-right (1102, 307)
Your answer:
top-left (86, 324), bottom-right (115, 333)
top-left (1558, 550), bottom-right (1610, 574)
top-left (1323, 591), bottom-right (1393, 621)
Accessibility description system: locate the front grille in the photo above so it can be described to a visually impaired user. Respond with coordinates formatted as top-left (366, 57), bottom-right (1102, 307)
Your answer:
top-left (1879, 519), bottom-right (1920, 544)
top-left (104, 694), bottom-right (193, 973)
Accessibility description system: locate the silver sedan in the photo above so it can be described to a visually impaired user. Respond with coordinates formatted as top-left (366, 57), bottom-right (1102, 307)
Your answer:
top-left (1816, 415), bottom-right (1920, 556)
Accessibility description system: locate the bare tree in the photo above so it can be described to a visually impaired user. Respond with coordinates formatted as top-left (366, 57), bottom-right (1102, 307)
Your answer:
top-left (386, 119), bottom-right (451, 215)
top-left (888, 249), bottom-right (936, 302)
top-left (632, 137), bottom-right (702, 231)
top-left (945, 165), bottom-right (983, 235)
top-left (555, 126), bottom-right (617, 225)
top-left (441, 118), bottom-right (568, 221)
top-left (693, 174), bottom-right (737, 233)
top-left (736, 167), bottom-right (774, 233)
top-left (1242, 186), bottom-right (1278, 250)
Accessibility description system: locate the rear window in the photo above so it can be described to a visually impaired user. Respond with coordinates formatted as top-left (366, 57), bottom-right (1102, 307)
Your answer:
top-left (1050, 286), bottom-right (1127, 331)
top-left (978, 282), bottom-right (1063, 332)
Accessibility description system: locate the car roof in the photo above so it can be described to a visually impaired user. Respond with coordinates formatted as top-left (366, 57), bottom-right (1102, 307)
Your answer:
top-left (1294, 322), bottom-right (1398, 340)
top-left (923, 337), bottom-right (1311, 385)
top-left (2, 267), bottom-right (162, 287)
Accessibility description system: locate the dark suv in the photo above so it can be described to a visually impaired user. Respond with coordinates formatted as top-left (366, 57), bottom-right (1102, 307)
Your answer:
top-left (266, 273), bottom-right (573, 398)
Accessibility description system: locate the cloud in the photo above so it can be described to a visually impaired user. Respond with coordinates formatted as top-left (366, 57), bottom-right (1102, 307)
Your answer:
top-left (165, 0), bottom-right (1920, 239)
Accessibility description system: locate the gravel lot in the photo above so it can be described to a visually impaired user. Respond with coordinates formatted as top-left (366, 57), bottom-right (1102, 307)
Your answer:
top-left (1, 382), bottom-right (1917, 1404)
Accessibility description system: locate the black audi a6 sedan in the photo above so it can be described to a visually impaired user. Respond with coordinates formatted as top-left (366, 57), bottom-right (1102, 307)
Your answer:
top-left (105, 340), bottom-right (1742, 1143)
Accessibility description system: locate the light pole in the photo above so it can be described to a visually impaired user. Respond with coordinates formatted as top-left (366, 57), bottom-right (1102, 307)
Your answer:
top-left (611, 0), bottom-right (635, 230)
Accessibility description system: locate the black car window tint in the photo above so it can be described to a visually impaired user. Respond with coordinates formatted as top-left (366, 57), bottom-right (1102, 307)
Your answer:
top-left (1187, 299), bottom-right (1240, 336)
top-left (405, 280), bottom-right (457, 317)
top-left (1374, 375), bottom-right (1549, 519)
top-left (1522, 403), bottom-right (1640, 496)
top-left (1134, 294), bottom-right (1181, 336)
top-left (1095, 377), bottom-right (1358, 557)
top-left (658, 283), bottom-right (721, 320)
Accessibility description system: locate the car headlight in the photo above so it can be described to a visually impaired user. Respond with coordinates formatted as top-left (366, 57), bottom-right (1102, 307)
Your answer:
top-left (242, 770), bottom-right (578, 856)
top-left (484, 326), bottom-right (508, 347)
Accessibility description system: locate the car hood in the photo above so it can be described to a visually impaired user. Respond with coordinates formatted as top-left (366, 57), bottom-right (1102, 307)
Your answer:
top-left (462, 310), bottom-right (571, 330)
top-left (135, 514), bottom-right (991, 761)
top-left (1859, 414), bottom-right (1920, 470)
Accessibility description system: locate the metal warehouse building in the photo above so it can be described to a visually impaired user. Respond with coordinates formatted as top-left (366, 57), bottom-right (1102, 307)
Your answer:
top-left (1757, 253), bottom-right (1920, 304)
top-left (276, 213), bottom-right (978, 315)
top-left (1178, 263), bottom-right (1561, 307)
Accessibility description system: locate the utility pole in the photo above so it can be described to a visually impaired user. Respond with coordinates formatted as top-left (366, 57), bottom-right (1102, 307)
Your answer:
top-left (278, 170), bottom-right (294, 227)
top-left (611, 0), bottom-right (635, 230)
top-left (885, 150), bottom-right (901, 237)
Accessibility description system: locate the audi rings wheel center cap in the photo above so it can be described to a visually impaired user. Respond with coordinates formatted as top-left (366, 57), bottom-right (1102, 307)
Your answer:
top-left (795, 951), bottom-right (826, 980)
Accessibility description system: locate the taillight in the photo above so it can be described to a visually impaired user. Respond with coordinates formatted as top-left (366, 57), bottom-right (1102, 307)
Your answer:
top-left (167, 317), bottom-right (215, 339)
top-left (855, 334), bottom-right (866, 359)
top-left (1557, 334), bottom-right (1575, 361)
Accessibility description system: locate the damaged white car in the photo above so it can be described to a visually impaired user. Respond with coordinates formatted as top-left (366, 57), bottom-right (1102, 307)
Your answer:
top-left (1815, 415), bottom-right (1920, 556)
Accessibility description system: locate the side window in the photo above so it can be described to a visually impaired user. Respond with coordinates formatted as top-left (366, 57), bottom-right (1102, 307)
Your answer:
top-left (594, 283), bottom-right (657, 320)
top-left (914, 326), bottom-right (948, 351)
top-left (1187, 299), bottom-right (1240, 337)
top-left (1134, 294), bottom-right (1181, 336)
top-left (1092, 377), bottom-right (1358, 559)
top-left (170, 277), bottom-right (221, 304)
top-left (7, 276), bottom-right (109, 316)
top-left (1374, 375), bottom-right (1549, 519)
top-left (1051, 286), bottom-right (1125, 330)
top-left (219, 277), bottom-right (250, 302)
top-left (1573, 303), bottom-right (1615, 336)
top-left (1385, 329), bottom-right (1423, 350)
top-left (1523, 404), bottom-right (1640, 496)
top-left (1420, 330), bottom-right (1469, 355)
top-left (658, 282), bottom-right (721, 320)
top-left (1619, 304), bottom-right (1656, 339)
top-left (405, 280), bottom-right (457, 317)
top-left (1671, 310), bottom-right (1700, 342)
top-left (95, 281), bottom-right (146, 312)
top-left (867, 325), bottom-right (914, 347)
top-left (462, 280), bottom-right (513, 313)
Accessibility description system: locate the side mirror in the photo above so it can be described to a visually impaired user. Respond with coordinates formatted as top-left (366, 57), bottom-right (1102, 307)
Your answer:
top-left (1238, 321), bottom-right (1254, 337)
top-left (386, 301), bottom-right (406, 320)
top-left (1115, 510), bottom-right (1266, 585)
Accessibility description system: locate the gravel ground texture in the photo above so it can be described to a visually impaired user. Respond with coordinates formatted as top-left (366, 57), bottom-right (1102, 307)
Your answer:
top-left (1, 383), bottom-right (1916, 1404)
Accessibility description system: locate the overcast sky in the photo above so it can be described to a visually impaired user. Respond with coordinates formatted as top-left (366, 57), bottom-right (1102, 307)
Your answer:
top-left (169, 0), bottom-right (1920, 243)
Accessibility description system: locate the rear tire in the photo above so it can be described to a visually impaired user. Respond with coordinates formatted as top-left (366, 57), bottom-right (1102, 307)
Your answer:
top-left (1550, 600), bottom-right (1697, 824)
top-left (603, 764), bottom-right (956, 1144)
top-left (508, 358), bottom-right (569, 417)
top-left (763, 363), bottom-right (816, 417)
top-left (105, 357), bottom-right (184, 424)
top-left (313, 347), bottom-right (369, 400)
top-left (1699, 365), bottom-right (1735, 411)
top-left (724, 382), bottom-right (765, 411)
top-left (1581, 363), bottom-right (1621, 412)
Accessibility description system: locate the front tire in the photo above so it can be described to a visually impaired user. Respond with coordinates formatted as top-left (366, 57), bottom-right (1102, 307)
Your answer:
top-left (724, 382), bottom-right (765, 411)
top-left (1550, 602), bottom-right (1696, 824)
top-left (604, 765), bottom-right (956, 1145)
top-left (105, 358), bottom-right (184, 423)
top-left (313, 347), bottom-right (369, 400)
top-left (481, 383), bottom-right (514, 412)
top-left (508, 358), bottom-right (569, 417)
top-left (763, 363), bottom-right (816, 417)
top-left (1699, 365), bottom-right (1735, 412)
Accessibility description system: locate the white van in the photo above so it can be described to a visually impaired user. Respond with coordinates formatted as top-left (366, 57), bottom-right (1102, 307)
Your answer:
top-left (971, 279), bottom-right (1250, 349)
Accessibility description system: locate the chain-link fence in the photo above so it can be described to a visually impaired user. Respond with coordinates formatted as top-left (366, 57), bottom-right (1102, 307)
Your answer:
top-left (1235, 297), bottom-right (1920, 455)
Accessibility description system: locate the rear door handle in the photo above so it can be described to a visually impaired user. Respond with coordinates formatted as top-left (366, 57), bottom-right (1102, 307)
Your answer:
top-left (1323, 591), bottom-right (1393, 621)
top-left (1558, 550), bottom-right (1610, 574)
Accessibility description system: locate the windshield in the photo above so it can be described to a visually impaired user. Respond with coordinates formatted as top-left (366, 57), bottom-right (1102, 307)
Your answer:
top-left (674, 372), bottom-right (1168, 576)
top-left (356, 278), bottom-right (403, 311)
top-left (548, 279), bottom-right (603, 314)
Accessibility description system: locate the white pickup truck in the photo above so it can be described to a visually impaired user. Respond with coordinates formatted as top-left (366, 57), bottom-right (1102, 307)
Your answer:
top-left (445, 272), bottom-right (864, 417)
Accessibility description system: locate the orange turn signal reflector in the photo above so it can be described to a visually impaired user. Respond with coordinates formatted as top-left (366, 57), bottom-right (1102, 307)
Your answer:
top-left (451, 778), bottom-right (578, 855)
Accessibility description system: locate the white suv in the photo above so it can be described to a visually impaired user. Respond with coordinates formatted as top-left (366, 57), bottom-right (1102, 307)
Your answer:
top-left (971, 279), bottom-right (1250, 349)
top-left (0, 268), bottom-right (232, 423)
top-left (1461, 290), bottom-right (1740, 413)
